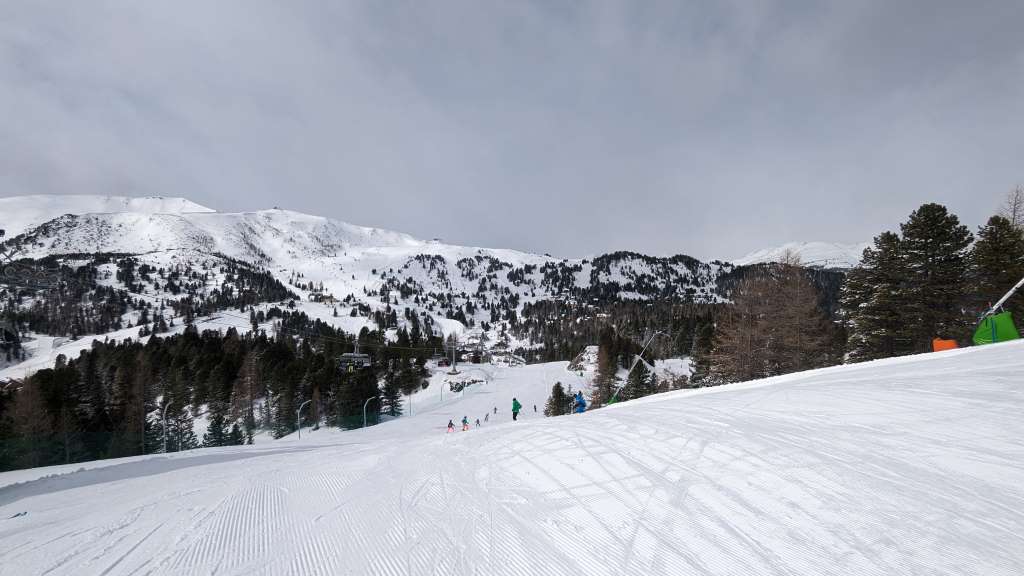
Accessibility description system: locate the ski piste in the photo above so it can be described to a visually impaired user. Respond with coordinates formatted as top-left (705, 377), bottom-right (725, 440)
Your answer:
top-left (4, 343), bottom-right (1024, 575)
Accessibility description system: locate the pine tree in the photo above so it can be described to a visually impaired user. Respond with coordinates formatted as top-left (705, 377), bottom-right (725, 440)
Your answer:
top-left (969, 215), bottom-right (1024, 320)
top-left (687, 321), bottom-right (715, 386)
top-left (621, 361), bottom-right (655, 401)
top-left (843, 232), bottom-right (914, 361)
top-left (590, 328), bottom-right (618, 406)
top-left (9, 379), bottom-right (50, 469)
top-left (203, 402), bottom-right (229, 447)
top-left (544, 382), bottom-right (570, 416)
top-left (231, 351), bottom-right (259, 437)
top-left (170, 407), bottom-right (199, 451)
top-left (228, 422), bottom-right (245, 445)
top-left (899, 203), bottom-right (973, 348)
top-left (381, 369), bottom-right (403, 417)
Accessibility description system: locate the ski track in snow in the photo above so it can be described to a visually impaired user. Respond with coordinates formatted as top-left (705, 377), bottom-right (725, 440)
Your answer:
top-left (2, 347), bottom-right (1024, 575)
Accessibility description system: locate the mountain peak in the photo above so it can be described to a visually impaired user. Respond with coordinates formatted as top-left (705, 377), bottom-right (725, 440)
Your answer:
top-left (732, 241), bottom-right (869, 268)
top-left (0, 194), bottom-right (214, 238)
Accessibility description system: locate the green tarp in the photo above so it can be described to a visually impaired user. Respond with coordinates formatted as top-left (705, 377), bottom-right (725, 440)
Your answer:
top-left (973, 311), bottom-right (1021, 345)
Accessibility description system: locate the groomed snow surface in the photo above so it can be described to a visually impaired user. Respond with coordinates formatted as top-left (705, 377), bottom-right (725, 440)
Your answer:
top-left (3, 343), bottom-right (1024, 575)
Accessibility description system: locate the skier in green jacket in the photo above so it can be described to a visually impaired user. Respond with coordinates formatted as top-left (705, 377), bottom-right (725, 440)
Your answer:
top-left (512, 398), bottom-right (522, 421)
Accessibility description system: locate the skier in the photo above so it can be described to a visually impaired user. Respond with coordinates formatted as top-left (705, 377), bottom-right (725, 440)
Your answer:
top-left (493, 406), bottom-right (497, 415)
top-left (512, 398), bottom-right (522, 421)
top-left (447, 419), bottom-right (455, 433)
top-left (484, 412), bottom-right (490, 423)
top-left (475, 418), bottom-right (481, 428)
top-left (574, 391), bottom-right (587, 414)
top-left (533, 404), bottom-right (537, 413)
top-left (462, 416), bottom-right (470, 431)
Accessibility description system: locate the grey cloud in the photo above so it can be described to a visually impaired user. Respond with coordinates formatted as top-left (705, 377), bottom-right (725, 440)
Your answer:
top-left (1, 0), bottom-right (1021, 260)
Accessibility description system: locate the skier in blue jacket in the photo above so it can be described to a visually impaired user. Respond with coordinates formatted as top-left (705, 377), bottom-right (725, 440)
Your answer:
top-left (574, 391), bottom-right (587, 414)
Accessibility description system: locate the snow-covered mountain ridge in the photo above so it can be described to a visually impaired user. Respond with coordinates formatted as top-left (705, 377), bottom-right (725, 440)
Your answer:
top-left (734, 241), bottom-right (869, 268)
top-left (0, 195), bottom-right (214, 239)
top-left (0, 195), bottom-right (845, 369)
top-left (4, 205), bottom-right (734, 306)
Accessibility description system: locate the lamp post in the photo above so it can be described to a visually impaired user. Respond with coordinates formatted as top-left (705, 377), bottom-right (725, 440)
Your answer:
top-left (161, 400), bottom-right (174, 454)
top-left (363, 396), bottom-right (378, 428)
top-left (296, 399), bottom-right (312, 440)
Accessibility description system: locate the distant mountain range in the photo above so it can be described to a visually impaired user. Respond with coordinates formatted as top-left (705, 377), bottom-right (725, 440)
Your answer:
top-left (0, 195), bottom-right (855, 375)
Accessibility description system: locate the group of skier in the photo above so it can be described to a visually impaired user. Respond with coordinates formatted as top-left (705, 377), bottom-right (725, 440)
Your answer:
top-left (445, 392), bottom-right (587, 433)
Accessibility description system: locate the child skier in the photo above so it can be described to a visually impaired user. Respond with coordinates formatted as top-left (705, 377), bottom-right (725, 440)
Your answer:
top-left (462, 416), bottom-right (470, 431)
top-left (447, 419), bottom-right (455, 433)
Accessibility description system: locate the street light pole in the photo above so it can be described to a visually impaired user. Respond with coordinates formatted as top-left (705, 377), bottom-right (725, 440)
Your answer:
top-left (162, 401), bottom-right (174, 453)
top-left (296, 399), bottom-right (312, 440)
top-left (363, 396), bottom-right (377, 428)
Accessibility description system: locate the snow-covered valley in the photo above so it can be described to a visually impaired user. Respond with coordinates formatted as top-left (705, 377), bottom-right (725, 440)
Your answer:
top-left (2, 341), bottom-right (1022, 575)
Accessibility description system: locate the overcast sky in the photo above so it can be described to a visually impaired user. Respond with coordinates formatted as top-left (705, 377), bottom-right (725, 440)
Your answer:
top-left (1, 1), bottom-right (1022, 259)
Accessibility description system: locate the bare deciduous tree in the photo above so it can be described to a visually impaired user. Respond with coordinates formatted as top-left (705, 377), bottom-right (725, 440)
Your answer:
top-left (1000, 186), bottom-right (1024, 231)
top-left (711, 263), bottom-right (832, 383)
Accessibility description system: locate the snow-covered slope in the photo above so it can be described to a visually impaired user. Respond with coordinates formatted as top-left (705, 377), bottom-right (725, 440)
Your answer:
top-left (13, 209), bottom-right (421, 260)
top-left (0, 195), bottom-right (213, 238)
top-left (1, 196), bottom-right (735, 368)
top-left (734, 241), bottom-right (869, 268)
top-left (3, 341), bottom-right (1023, 575)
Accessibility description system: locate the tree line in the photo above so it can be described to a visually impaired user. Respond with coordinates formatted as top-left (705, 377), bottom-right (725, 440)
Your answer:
top-left (546, 192), bottom-right (1024, 414)
top-left (0, 309), bottom-right (445, 472)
